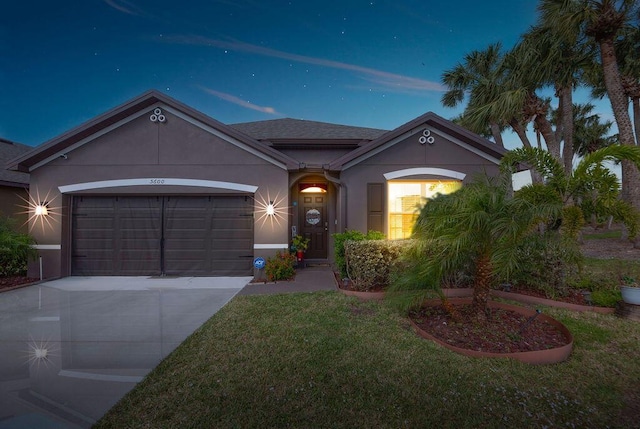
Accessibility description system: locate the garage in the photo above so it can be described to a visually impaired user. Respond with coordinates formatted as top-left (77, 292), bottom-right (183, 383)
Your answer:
top-left (71, 195), bottom-right (254, 276)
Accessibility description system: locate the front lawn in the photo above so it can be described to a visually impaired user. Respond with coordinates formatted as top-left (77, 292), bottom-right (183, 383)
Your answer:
top-left (96, 292), bottom-right (640, 428)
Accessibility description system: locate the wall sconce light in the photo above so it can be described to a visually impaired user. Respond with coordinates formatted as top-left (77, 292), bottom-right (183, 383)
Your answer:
top-left (35, 202), bottom-right (49, 216)
top-left (266, 201), bottom-right (275, 216)
top-left (256, 192), bottom-right (287, 229)
top-left (18, 190), bottom-right (60, 233)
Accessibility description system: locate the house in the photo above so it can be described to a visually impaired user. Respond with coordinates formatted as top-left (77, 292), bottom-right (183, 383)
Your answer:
top-left (0, 138), bottom-right (31, 230)
top-left (6, 90), bottom-right (506, 279)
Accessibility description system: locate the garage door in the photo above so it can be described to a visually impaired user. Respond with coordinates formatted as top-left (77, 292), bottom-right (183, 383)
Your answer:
top-left (72, 196), bottom-right (254, 276)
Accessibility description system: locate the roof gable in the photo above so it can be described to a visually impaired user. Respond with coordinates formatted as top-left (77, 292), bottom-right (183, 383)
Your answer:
top-left (7, 90), bottom-right (299, 173)
top-left (328, 112), bottom-right (506, 171)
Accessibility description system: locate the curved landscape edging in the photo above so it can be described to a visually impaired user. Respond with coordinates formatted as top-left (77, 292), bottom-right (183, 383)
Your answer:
top-left (411, 298), bottom-right (574, 365)
top-left (336, 285), bottom-right (614, 313)
top-left (336, 288), bottom-right (385, 301)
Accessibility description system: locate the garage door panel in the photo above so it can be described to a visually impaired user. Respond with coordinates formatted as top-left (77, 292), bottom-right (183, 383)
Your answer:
top-left (165, 240), bottom-right (205, 250)
top-left (210, 238), bottom-right (253, 250)
top-left (73, 258), bottom-right (115, 276)
top-left (74, 218), bottom-right (115, 229)
top-left (164, 231), bottom-right (207, 240)
top-left (74, 239), bottom-right (114, 250)
top-left (73, 195), bottom-right (253, 276)
top-left (73, 196), bottom-right (162, 276)
top-left (210, 261), bottom-right (252, 275)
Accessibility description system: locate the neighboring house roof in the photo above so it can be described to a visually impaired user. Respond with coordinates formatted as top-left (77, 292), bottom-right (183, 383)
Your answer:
top-left (7, 90), bottom-right (300, 173)
top-left (230, 118), bottom-right (388, 141)
top-left (328, 111), bottom-right (507, 171)
top-left (0, 138), bottom-right (31, 187)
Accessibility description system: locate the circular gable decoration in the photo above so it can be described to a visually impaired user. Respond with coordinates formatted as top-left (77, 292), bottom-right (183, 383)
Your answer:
top-left (150, 108), bottom-right (166, 123)
top-left (419, 128), bottom-right (435, 145)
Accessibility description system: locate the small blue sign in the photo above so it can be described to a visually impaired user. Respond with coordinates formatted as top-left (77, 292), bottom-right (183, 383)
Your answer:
top-left (253, 257), bottom-right (266, 270)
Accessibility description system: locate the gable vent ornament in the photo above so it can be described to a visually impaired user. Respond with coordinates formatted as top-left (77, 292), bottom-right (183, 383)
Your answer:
top-left (419, 128), bottom-right (435, 145)
top-left (150, 108), bottom-right (166, 123)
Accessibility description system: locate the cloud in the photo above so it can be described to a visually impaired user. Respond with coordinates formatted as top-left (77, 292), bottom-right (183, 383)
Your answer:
top-left (164, 35), bottom-right (445, 94)
top-left (198, 86), bottom-right (281, 115)
top-left (103, 0), bottom-right (143, 16)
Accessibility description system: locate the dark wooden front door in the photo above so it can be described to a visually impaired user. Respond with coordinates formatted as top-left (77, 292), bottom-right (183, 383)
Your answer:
top-left (299, 193), bottom-right (327, 259)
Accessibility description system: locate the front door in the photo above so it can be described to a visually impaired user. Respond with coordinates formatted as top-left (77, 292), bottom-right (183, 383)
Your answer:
top-left (299, 193), bottom-right (327, 259)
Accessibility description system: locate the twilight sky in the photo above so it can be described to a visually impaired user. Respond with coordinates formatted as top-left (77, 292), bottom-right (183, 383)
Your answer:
top-left (4, 0), bottom-right (575, 148)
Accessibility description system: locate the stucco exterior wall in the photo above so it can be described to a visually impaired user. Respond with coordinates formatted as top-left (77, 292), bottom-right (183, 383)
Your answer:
top-left (340, 130), bottom-right (502, 234)
top-left (26, 108), bottom-right (289, 279)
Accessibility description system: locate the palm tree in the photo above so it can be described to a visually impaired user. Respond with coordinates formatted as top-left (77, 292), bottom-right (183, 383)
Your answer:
top-left (584, 23), bottom-right (640, 147)
top-left (392, 175), bottom-right (561, 317)
top-left (500, 144), bottom-right (640, 237)
top-left (538, 0), bottom-right (640, 242)
top-left (570, 103), bottom-right (618, 156)
top-left (616, 24), bottom-right (640, 142)
top-left (441, 43), bottom-right (507, 147)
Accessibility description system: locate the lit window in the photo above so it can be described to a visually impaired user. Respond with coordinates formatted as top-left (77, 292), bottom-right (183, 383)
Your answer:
top-left (387, 180), bottom-right (462, 239)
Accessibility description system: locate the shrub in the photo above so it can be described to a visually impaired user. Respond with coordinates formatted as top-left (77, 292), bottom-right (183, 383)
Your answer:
top-left (0, 216), bottom-right (37, 277)
top-left (333, 230), bottom-right (385, 278)
top-left (344, 239), bottom-right (410, 291)
top-left (590, 289), bottom-right (622, 307)
top-left (510, 232), bottom-right (583, 299)
top-left (264, 251), bottom-right (296, 282)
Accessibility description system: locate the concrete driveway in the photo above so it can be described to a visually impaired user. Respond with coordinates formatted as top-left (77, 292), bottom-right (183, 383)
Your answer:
top-left (0, 276), bottom-right (251, 428)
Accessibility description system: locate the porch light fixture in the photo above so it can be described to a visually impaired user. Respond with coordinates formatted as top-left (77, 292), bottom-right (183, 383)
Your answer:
top-left (18, 189), bottom-right (61, 233)
top-left (35, 202), bottom-right (48, 216)
top-left (266, 201), bottom-right (275, 216)
top-left (299, 183), bottom-right (327, 193)
top-left (255, 191), bottom-right (288, 229)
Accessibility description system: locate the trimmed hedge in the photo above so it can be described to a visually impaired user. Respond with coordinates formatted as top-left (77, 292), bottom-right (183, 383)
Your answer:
top-left (333, 230), bottom-right (385, 278)
top-left (344, 239), bottom-right (411, 291)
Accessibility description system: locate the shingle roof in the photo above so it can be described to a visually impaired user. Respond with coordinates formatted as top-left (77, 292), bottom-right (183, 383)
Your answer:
top-left (230, 118), bottom-right (388, 141)
top-left (0, 138), bottom-right (31, 186)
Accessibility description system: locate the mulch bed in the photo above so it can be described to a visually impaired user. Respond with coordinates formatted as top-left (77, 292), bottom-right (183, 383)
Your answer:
top-left (0, 276), bottom-right (39, 292)
top-left (409, 303), bottom-right (570, 353)
top-left (503, 285), bottom-right (587, 305)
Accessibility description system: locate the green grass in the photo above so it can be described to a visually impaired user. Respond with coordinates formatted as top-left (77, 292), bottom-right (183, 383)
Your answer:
top-left (96, 291), bottom-right (640, 428)
top-left (582, 230), bottom-right (622, 240)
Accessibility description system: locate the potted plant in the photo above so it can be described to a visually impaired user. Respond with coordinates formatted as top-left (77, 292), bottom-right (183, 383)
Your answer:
top-left (620, 275), bottom-right (640, 305)
top-left (292, 235), bottom-right (310, 266)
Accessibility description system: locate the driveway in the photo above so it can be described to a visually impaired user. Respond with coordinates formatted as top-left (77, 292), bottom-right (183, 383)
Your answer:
top-left (0, 276), bottom-right (250, 428)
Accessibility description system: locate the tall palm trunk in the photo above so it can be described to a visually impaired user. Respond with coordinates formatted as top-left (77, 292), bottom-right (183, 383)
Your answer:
top-left (621, 74), bottom-right (640, 143)
top-left (490, 122), bottom-right (504, 147)
top-left (472, 252), bottom-right (492, 316)
top-left (599, 37), bottom-right (640, 244)
top-left (559, 86), bottom-right (575, 174)
top-left (535, 114), bottom-right (560, 161)
top-left (634, 97), bottom-right (640, 145)
top-left (509, 118), bottom-right (532, 148)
